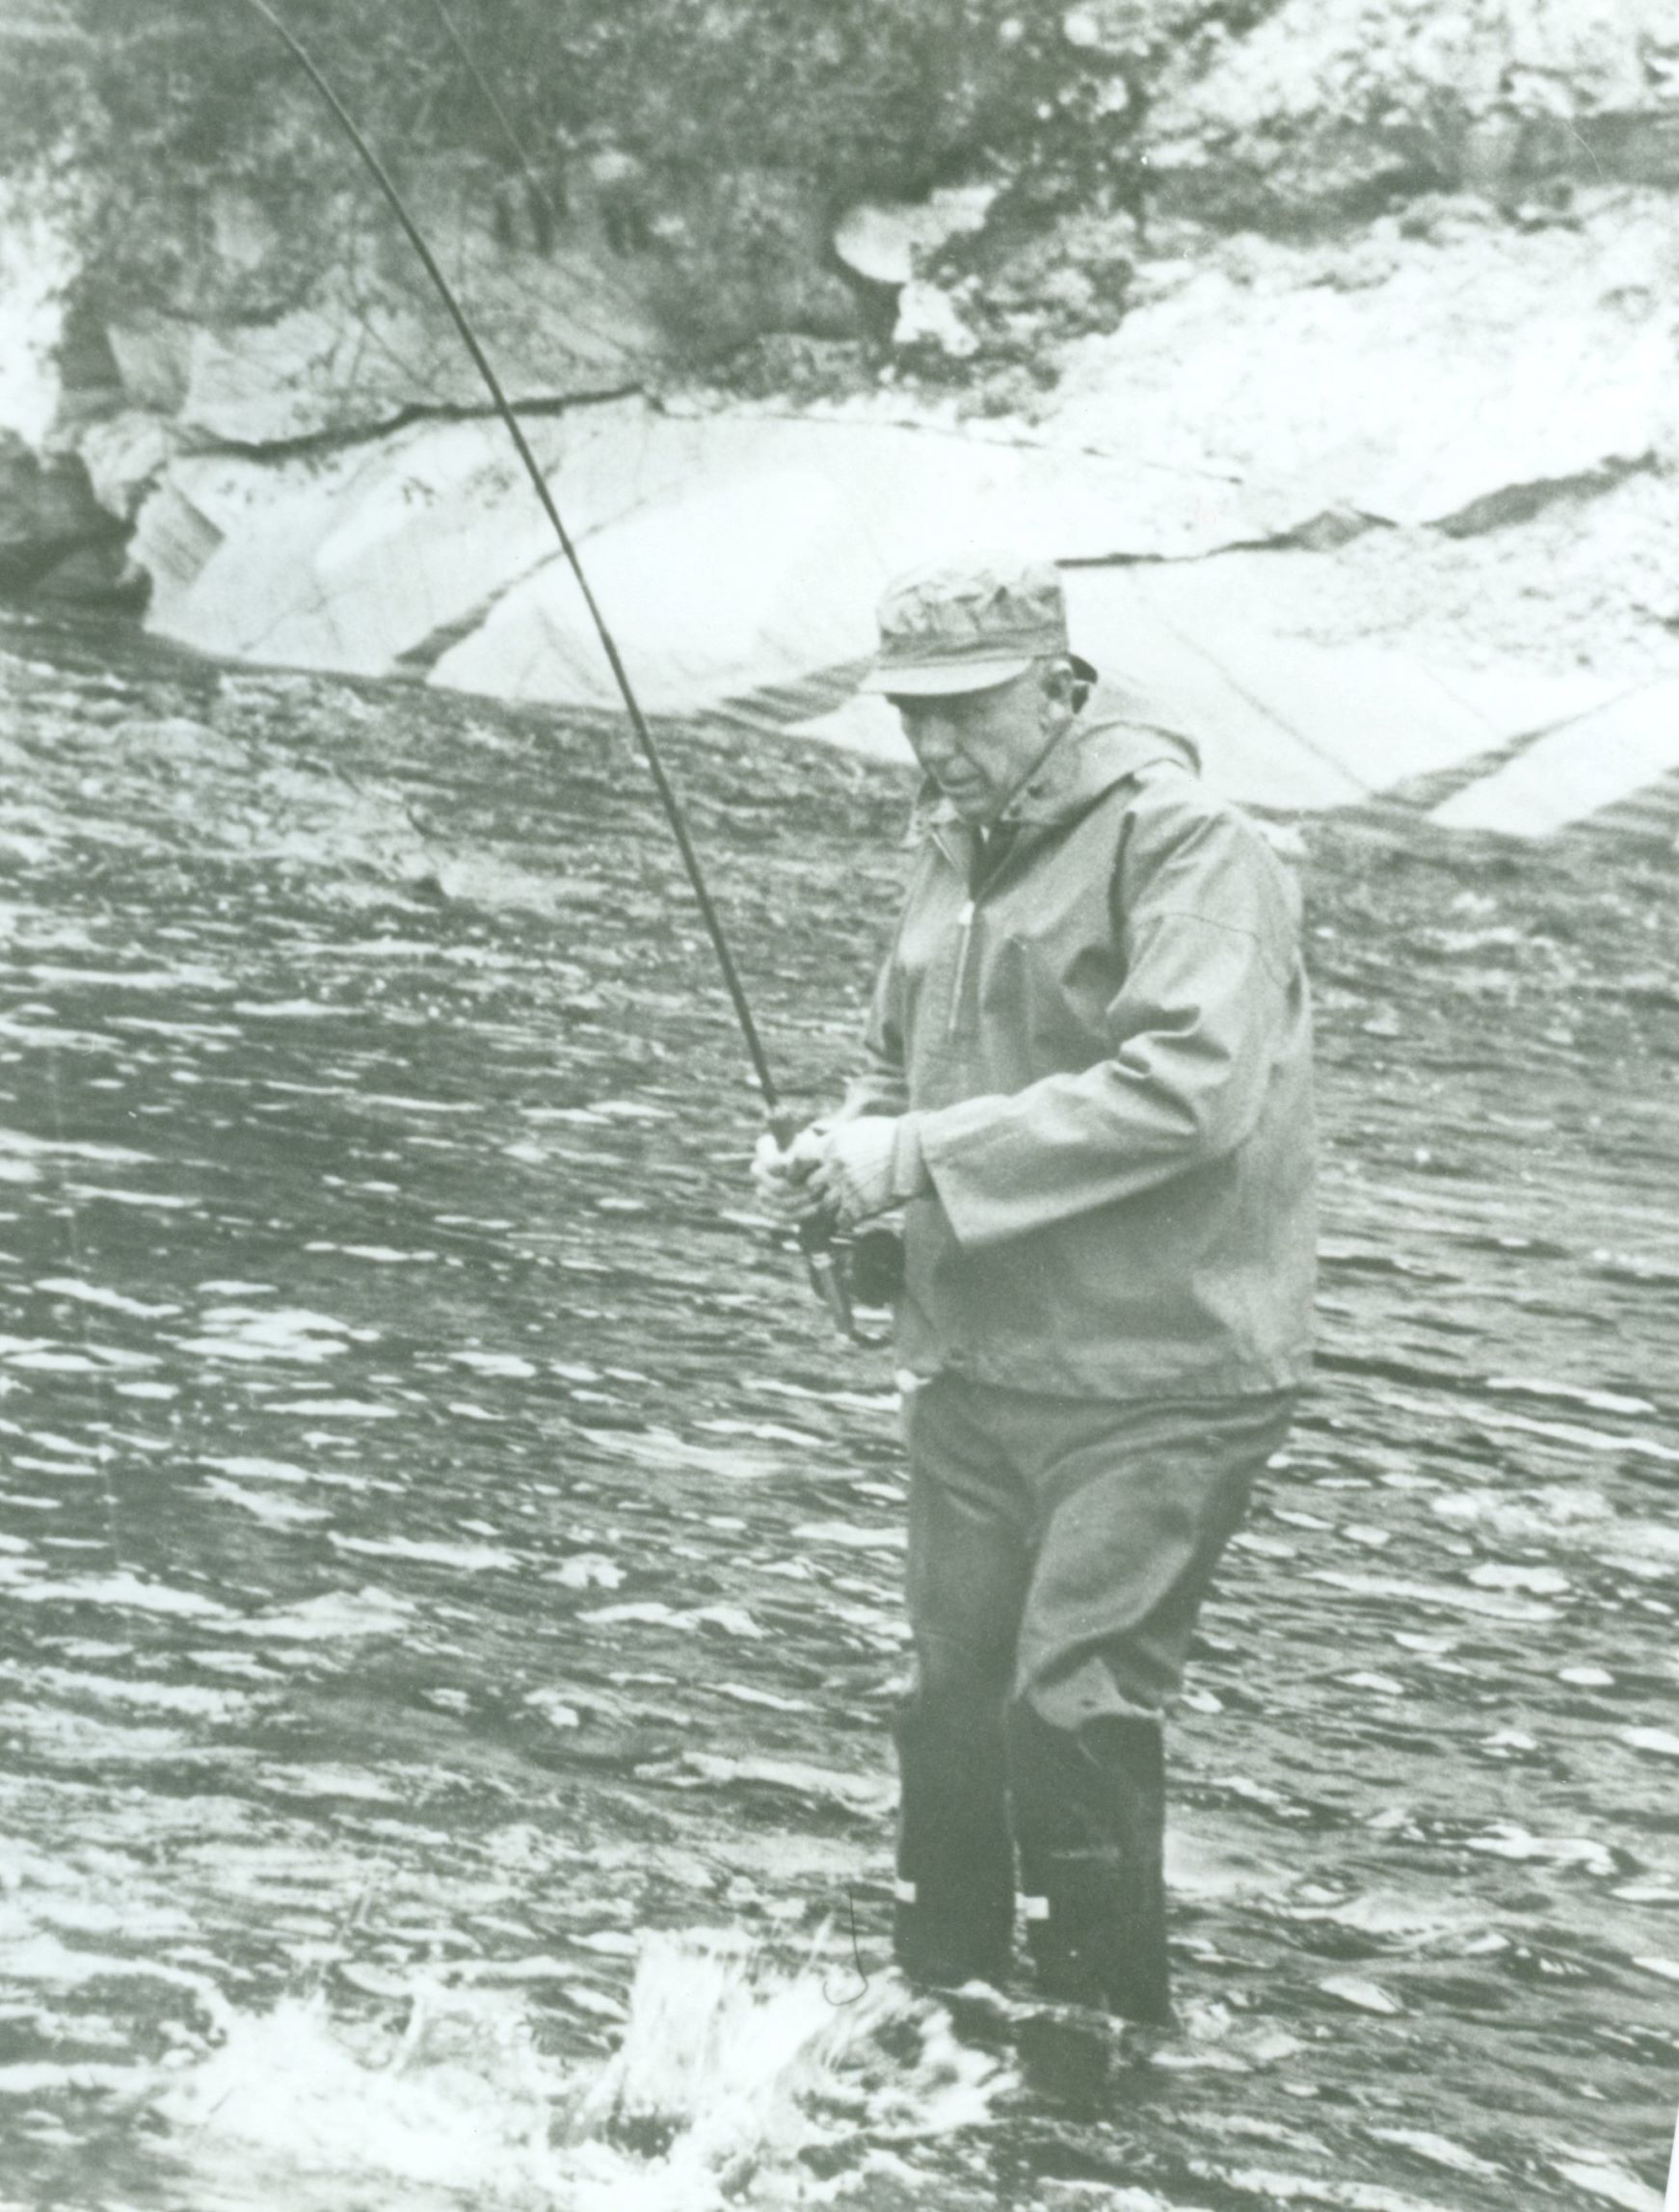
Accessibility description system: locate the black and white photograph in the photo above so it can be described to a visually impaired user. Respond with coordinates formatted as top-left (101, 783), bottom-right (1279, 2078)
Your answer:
top-left (1, 3), bottom-right (1677, 2208)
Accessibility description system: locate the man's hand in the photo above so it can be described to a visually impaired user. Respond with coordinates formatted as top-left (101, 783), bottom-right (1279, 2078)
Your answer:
top-left (753, 1115), bottom-right (929, 1233)
top-left (752, 1122), bottom-right (833, 1229)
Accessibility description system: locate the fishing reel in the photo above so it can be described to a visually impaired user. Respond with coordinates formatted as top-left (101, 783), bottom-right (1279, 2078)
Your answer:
top-left (841, 1221), bottom-right (906, 1309)
top-left (791, 1218), bottom-right (902, 1346)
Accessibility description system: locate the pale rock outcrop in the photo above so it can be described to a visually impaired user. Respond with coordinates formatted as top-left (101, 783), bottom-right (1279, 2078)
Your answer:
top-left (834, 188), bottom-right (999, 289)
top-left (136, 397), bottom-right (1330, 693)
top-left (1045, 198), bottom-right (1679, 532)
top-left (102, 170), bottom-right (661, 452)
top-left (1432, 680), bottom-right (1679, 837)
top-left (120, 169), bottom-right (1679, 838)
top-left (1146, 0), bottom-right (1679, 217)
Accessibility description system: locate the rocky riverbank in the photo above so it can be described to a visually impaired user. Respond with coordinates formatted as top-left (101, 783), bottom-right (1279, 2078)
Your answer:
top-left (4, 1), bottom-right (1679, 835)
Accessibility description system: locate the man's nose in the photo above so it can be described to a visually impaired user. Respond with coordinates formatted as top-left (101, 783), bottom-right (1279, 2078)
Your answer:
top-left (907, 707), bottom-right (963, 761)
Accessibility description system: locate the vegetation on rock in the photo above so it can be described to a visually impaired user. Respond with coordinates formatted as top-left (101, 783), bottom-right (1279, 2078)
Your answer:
top-left (2, 0), bottom-right (1252, 359)
top-left (3, 0), bottom-right (1676, 388)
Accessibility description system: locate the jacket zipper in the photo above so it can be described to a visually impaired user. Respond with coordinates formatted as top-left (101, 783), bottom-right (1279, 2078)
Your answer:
top-left (947, 897), bottom-right (976, 1039)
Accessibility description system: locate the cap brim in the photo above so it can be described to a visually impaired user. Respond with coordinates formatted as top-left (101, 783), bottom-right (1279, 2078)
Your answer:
top-left (858, 655), bottom-right (1035, 699)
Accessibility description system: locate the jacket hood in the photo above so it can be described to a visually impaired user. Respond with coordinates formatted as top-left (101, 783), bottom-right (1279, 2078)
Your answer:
top-left (915, 679), bottom-right (1200, 836)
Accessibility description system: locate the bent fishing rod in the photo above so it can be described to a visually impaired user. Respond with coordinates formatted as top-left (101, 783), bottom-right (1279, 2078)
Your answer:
top-left (236, 0), bottom-right (855, 1337)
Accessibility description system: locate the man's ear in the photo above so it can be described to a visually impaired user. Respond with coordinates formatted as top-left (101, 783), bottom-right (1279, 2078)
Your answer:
top-left (1039, 656), bottom-right (1079, 719)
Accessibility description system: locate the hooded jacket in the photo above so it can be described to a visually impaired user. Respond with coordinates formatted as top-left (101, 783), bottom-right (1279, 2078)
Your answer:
top-left (844, 693), bottom-right (1316, 1399)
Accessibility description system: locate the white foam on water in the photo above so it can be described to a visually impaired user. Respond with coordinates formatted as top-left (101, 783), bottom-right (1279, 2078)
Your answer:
top-left (156, 1933), bottom-right (1007, 2210)
top-left (201, 1477), bottom-right (331, 1527)
top-left (1471, 1408), bottom-right (1679, 1464)
top-left (523, 1690), bottom-right (580, 1728)
top-left (577, 1600), bottom-right (765, 1639)
top-left (34, 1277), bottom-right (182, 1319)
top-left (0, 1127), bottom-right (153, 1166)
top-left (157, 1986), bottom-right (567, 2204)
top-left (0, 2060), bottom-right (148, 2099)
top-left (1485, 1376), bottom-right (1656, 1418)
top-left (1317, 1974), bottom-right (1402, 2015)
top-left (1364, 2127), bottom-right (1500, 2179)
top-left (253, 1764), bottom-right (405, 1805)
top-left (4, 1932), bottom-right (236, 2038)
top-left (717, 1684), bottom-right (814, 1713)
top-left (1306, 1568), bottom-right (1559, 1624)
top-left (1194, 2165), bottom-right (1472, 2212)
top-left (10, 1572), bottom-right (230, 1620)
top-left (0, 1701), bottom-right (189, 1764)
top-left (272, 1398), bottom-right (399, 1419)
top-left (1433, 1484), bottom-right (1610, 1537)
top-left (332, 1533), bottom-right (520, 1574)
top-left (1619, 1727), bottom-right (1679, 1760)
top-left (1466, 1563), bottom-right (1570, 1595)
top-left (1553, 2152), bottom-right (1664, 2211)
top-left (792, 1523), bottom-right (907, 1552)
top-left (567, 1931), bottom-right (1007, 2204)
top-left (673, 1753), bottom-right (894, 1818)
top-left (178, 1306), bottom-right (372, 1364)
top-left (203, 1453), bottom-right (313, 1482)
top-left (547, 1554), bottom-right (625, 1590)
top-left (1432, 1485), bottom-right (1679, 1583)
top-left (452, 1349), bottom-right (539, 1378)
top-left (22, 1666), bottom-right (258, 1720)
top-left (222, 1586), bottom-right (416, 1641)
top-left (205, 1452), bottom-right (385, 1494)
top-left (1463, 1823), bottom-right (1615, 1877)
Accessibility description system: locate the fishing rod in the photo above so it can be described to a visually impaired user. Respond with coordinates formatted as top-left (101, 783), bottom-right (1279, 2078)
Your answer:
top-left (236, 0), bottom-right (856, 1337)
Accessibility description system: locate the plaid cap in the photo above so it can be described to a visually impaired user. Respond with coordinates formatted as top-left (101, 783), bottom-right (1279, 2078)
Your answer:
top-left (860, 553), bottom-right (1094, 697)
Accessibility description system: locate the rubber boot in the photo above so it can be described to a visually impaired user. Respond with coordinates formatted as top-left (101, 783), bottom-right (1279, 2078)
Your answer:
top-left (890, 1692), bottom-right (1014, 1990)
top-left (1008, 1704), bottom-right (1172, 2026)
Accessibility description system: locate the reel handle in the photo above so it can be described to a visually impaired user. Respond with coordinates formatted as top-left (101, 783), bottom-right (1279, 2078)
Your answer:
top-left (766, 1110), bottom-right (857, 1341)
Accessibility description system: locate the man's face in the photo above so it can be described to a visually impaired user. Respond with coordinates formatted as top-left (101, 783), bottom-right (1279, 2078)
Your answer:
top-left (891, 663), bottom-right (1069, 826)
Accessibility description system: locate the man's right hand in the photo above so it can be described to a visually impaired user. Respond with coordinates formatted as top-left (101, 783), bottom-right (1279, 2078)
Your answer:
top-left (751, 1123), bottom-right (834, 1229)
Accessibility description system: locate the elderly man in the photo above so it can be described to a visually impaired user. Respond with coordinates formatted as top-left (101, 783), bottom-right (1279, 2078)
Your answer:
top-left (755, 555), bottom-right (1315, 2024)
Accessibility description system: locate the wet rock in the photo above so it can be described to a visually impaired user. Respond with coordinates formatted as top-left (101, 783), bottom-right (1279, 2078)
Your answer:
top-left (77, 411), bottom-right (183, 524)
top-left (0, 429), bottom-right (124, 596)
top-left (28, 543), bottom-right (149, 612)
top-left (647, 169), bottom-right (866, 358)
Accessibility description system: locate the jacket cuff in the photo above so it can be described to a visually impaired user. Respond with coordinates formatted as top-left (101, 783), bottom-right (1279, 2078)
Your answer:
top-left (889, 1113), bottom-right (931, 1204)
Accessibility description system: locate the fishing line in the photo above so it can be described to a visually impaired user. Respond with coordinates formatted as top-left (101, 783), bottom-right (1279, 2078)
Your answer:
top-left (421, 0), bottom-right (643, 355)
top-left (235, 0), bottom-right (855, 1337)
top-left (820, 1886), bottom-right (870, 2007)
top-left (422, 0), bottom-right (555, 238)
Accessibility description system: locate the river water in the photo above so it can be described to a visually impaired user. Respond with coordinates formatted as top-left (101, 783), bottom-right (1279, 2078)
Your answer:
top-left (1, 609), bottom-right (1676, 2212)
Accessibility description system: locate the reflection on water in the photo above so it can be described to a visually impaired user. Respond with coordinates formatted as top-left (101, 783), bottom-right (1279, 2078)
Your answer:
top-left (1, 612), bottom-right (1677, 2209)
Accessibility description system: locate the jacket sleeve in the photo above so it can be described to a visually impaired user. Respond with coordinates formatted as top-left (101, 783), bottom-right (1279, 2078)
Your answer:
top-left (916, 797), bottom-right (1302, 1247)
top-left (837, 946), bottom-right (911, 1120)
